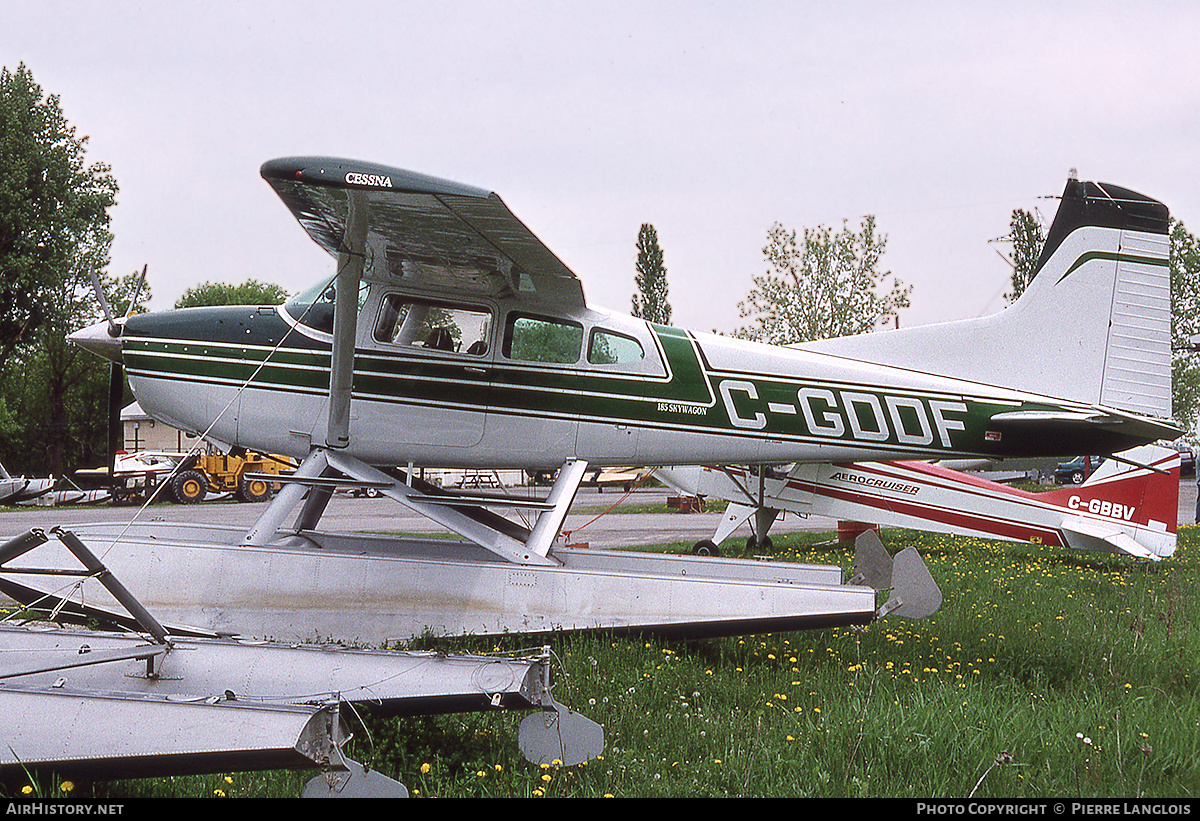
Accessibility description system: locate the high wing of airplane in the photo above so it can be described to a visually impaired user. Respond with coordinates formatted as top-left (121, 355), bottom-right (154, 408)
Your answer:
top-left (18, 158), bottom-right (1173, 644)
top-left (658, 444), bottom-right (1180, 562)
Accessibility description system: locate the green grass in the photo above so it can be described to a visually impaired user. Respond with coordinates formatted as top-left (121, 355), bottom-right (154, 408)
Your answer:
top-left (572, 499), bottom-right (730, 516)
top-left (7, 527), bottom-right (1198, 798)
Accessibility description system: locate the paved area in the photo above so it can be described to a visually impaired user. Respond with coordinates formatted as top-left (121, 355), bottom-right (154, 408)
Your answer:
top-left (2, 479), bottom-right (1195, 552)
top-left (1180, 476), bottom-right (1198, 526)
top-left (0, 487), bottom-right (828, 551)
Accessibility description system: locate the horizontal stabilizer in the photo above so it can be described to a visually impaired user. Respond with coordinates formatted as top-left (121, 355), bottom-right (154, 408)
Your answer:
top-left (987, 410), bottom-right (1181, 450)
top-left (1060, 517), bottom-right (1160, 561)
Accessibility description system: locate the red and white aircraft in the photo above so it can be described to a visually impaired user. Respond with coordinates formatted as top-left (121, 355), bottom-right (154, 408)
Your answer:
top-left (659, 444), bottom-right (1179, 561)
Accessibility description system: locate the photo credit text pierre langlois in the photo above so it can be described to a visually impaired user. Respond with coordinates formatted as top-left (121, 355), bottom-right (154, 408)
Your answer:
top-left (916, 804), bottom-right (1193, 817)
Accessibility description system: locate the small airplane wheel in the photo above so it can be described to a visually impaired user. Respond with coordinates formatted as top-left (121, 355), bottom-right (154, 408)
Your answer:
top-left (746, 534), bottom-right (774, 552)
top-left (365, 486), bottom-right (381, 498)
top-left (171, 470), bottom-right (208, 504)
top-left (693, 540), bottom-right (720, 557)
top-left (238, 476), bottom-right (272, 503)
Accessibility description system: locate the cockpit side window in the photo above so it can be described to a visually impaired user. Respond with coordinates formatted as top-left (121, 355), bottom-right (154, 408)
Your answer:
top-left (588, 329), bottom-right (645, 366)
top-left (285, 275), bottom-right (370, 333)
top-left (504, 314), bottom-right (583, 364)
top-left (374, 295), bottom-right (493, 355)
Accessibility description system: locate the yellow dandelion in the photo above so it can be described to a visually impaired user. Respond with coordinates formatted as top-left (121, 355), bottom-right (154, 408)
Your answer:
top-left (420, 762), bottom-right (431, 774)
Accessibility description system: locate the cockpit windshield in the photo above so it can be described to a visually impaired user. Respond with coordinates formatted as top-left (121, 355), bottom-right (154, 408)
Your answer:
top-left (284, 275), bottom-right (370, 333)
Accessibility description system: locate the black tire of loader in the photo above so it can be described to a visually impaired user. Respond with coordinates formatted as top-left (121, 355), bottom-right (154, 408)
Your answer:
top-left (238, 475), bottom-right (272, 503)
top-left (171, 469), bottom-right (208, 504)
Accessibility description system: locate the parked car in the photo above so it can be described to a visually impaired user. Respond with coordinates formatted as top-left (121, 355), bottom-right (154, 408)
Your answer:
top-left (1054, 455), bottom-right (1105, 485)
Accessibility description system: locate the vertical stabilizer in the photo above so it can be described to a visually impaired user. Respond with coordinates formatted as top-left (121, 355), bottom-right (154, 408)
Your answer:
top-left (798, 178), bottom-right (1172, 418)
top-left (1041, 444), bottom-right (1179, 559)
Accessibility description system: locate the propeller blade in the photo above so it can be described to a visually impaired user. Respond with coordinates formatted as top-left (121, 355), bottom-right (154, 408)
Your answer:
top-left (125, 264), bottom-right (148, 318)
top-left (88, 269), bottom-right (118, 337)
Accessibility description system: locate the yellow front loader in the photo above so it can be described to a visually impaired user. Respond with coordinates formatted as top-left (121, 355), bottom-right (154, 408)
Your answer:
top-left (169, 451), bottom-right (292, 504)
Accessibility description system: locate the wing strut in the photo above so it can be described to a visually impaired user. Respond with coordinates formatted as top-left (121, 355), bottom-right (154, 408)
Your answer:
top-left (327, 190), bottom-right (368, 449)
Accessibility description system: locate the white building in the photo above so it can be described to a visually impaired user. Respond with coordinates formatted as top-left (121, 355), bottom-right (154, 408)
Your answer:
top-left (119, 401), bottom-right (201, 453)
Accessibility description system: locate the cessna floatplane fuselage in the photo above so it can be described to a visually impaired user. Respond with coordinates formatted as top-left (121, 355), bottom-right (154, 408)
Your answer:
top-left (35, 158), bottom-right (1176, 643)
top-left (117, 290), bottom-right (1134, 469)
top-left (83, 161), bottom-right (1173, 474)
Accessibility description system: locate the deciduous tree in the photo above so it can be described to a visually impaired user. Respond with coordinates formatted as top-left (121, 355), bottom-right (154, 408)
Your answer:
top-left (734, 216), bottom-right (909, 345)
top-left (175, 279), bottom-right (288, 308)
top-left (0, 64), bottom-right (117, 367)
top-left (0, 63), bottom-right (119, 474)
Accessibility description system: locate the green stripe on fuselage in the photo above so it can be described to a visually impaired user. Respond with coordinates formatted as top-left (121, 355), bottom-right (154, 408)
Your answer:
top-left (122, 325), bottom-right (1090, 458)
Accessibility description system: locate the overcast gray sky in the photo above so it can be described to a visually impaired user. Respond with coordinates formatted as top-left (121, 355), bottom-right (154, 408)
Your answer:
top-left (4, 1), bottom-right (1199, 335)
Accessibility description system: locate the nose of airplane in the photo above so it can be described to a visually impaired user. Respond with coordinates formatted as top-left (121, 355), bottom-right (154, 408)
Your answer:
top-left (68, 319), bottom-right (123, 363)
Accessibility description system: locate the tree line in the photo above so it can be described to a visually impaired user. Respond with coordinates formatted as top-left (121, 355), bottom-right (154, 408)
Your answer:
top-left (0, 64), bottom-right (288, 478)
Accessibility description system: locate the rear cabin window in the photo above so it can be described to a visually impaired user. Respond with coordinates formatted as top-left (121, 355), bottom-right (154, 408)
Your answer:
top-left (504, 315), bottom-right (583, 364)
top-left (588, 329), bottom-right (645, 366)
top-left (374, 296), bottom-right (493, 355)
